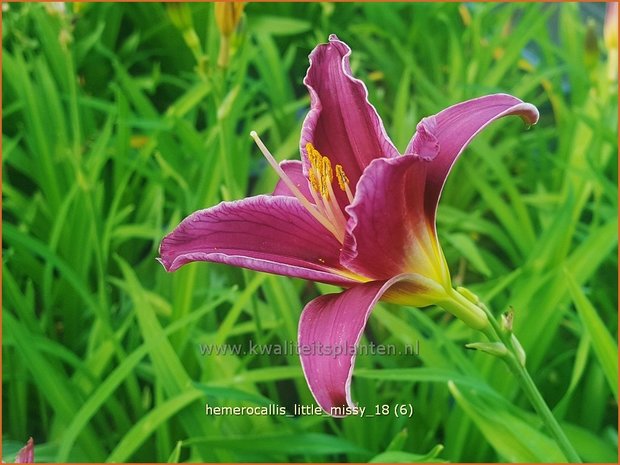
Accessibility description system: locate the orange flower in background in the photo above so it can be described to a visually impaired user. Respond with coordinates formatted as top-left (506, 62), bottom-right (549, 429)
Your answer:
top-left (215, 2), bottom-right (245, 68)
top-left (215, 2), bottom-right (245, 37)
top-left (605, 2), bottom-right (618, 80)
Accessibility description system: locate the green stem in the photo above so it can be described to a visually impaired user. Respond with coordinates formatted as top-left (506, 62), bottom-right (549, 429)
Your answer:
top-left (505, 354), bottom-right (581, 463)
top-left (446, 289), bottom-right (582, 463)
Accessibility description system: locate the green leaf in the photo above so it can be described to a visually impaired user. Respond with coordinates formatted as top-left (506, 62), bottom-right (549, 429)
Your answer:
top-left (565, 270), bottom-right (618, 400)
top-left (107, 390), bottom-right (203, 462)
top-left (449, 381), bottom-right (567, 462)
top-left (563, 422), bottom-right (618, 463)
top-left (247, 16), bottom-right (312, 36)
top-left (167, 441), bottom-right (183, 463)
top-left (56, 290), bottom-right (233, 461)
top-left (369, 446), bottom-right (447, 463)
top-left (115, 256), bottom-right (214, 461)
top-left (446, 233), bottom-right (492, 277)
top-left (185, 433), bottom-right (370, 456)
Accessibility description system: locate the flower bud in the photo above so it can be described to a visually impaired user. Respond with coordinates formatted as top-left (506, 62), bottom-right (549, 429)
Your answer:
top-left (215, 2), bottom-right (244, 68)
top-left (501, 309), bottom-right (514, 333)
top-left (456, 286), bottom-right (479, 304)
top-left (465, 342), bottom-right (509, 358)
top-left (167, 3), bottom-right (193, 31)
top-left (215, 2), bottom-right (244, 38)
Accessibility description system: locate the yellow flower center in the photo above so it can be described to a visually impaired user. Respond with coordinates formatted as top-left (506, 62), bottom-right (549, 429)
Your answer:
top-left (305, 143), bottom-right (354, 204)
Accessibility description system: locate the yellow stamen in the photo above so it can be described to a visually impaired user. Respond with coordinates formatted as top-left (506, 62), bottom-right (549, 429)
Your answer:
top-left (310, 156), bottom-right (347, 232)
top-left (320, 156), bottom-right (333, 200)
top-left (305, 142), bottom-right (350, 235)
top-left (335, 164), bottom-right (349, 191)
top-left (306, 143), bottom-right (324, 195)
top-left (305, 143), bottom-right (315, 164)
top-left (336, 164), bottom-right (354, 204)
top-left (322, 157), bottom-right (333, 184)
top-left (319, 180), bottom-right (329, 200)
top-left (307, 144), bottom-right (321, 171)
top-left (308, 168), bottom-right (320, 193)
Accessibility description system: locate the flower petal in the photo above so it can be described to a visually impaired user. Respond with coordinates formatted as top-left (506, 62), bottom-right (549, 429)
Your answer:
top-left (159, 195), bottom-right (357, 285)
top-left (298, 273), bottom-right (445, 415)
top-left (272, 160), bottom-right (313, 202)
top-left (301, 35), bottom-right (399, 197)
top-left (405, 93), bottom-right (539, 221)
top-left (341, 156), bottom-right (450, 284)
top-left (15, 438), bottom-right (34, 463)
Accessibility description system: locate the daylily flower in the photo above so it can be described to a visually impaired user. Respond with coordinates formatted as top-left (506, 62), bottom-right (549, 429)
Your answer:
top-left (159, 35), bottom-right (538, 415)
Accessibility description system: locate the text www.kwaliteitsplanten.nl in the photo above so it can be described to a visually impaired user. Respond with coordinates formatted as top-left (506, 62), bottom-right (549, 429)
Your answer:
top-left (198, 340), bottom-right (420, 358)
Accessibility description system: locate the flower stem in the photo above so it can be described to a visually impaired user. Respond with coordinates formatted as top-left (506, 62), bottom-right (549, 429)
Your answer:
top-left (505, 354), bottom-right (581, 463)
top-left (446, 290), bottom-right (582, 463)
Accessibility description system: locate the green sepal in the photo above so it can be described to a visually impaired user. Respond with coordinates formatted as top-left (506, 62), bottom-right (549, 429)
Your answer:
top-left (465, 341), bottom-right (509, 358)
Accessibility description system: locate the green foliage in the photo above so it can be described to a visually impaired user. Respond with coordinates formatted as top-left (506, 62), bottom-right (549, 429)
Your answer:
top-left (2, 2), bottom-right (617, 462)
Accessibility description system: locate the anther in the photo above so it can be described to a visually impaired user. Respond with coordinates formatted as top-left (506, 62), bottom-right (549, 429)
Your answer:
top-left (308, 168), bottom-right (320, 193)
top-left (336, 164), bottom-right (354, 204)
top-left (322, 157), bottom-right (333, 183)
top-left (335, 165), bottom-right (349, 191)
top-left (305, 143), bottom-right (316, 166)
top-left (319, 178), bottom-right (329, 200)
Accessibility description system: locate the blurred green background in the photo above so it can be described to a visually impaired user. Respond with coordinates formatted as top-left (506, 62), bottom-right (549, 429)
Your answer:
top-left (2, 1), bottom-right (617, 462)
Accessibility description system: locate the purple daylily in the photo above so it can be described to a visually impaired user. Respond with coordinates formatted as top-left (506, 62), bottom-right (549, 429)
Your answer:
top-left (159, 35), bottom-right (539, 415)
